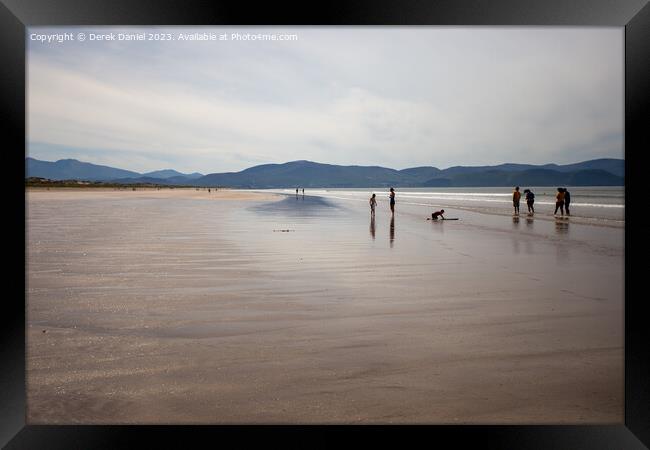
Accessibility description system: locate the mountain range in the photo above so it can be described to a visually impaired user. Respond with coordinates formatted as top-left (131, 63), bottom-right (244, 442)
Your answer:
top-left (26, 157), bottom-right (624, 188)
top-left (26, 158), bottom-right (203, 185)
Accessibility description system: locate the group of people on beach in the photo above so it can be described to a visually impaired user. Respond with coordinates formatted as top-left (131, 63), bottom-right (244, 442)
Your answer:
top-left (367, 186), bottom-right (573, 221)
top-left (512, 186), bottom-right (571, 216)
top-left (369, 188), bottom-right (446, 220)
top-left (368, 188), bottom-right (398, 217)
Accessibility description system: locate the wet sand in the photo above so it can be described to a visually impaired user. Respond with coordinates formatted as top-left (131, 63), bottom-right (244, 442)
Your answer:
top-left (26, 188), bottom-right (623, 424)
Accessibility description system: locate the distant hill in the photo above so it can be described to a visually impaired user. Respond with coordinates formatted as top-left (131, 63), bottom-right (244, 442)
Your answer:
top-left (397, 166), bottom-right (443, 183)
top-left (26, 157), bottom-right (141, 181)
top-left (536, 159), bottom-right (625, 177)
top-left (194, 159), bottom-right (624, 188)
top-left (107, 176), bottom-right (176, 185)
top-left (424, 168), bottom-right (623, 187)
top-left (26, 158), bottom-right (202, 182)
top-left (143, 169), bottom-right (203, 179)
top-left (439, 159), bottom-right (624, 178)
top-left (196, 160), bottom-right (408, 188)
top-left (26, 157), bottom-right (624, 187)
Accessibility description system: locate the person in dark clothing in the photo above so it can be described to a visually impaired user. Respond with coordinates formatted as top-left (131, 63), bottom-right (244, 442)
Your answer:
top-left (389, 188), bottom-right (395, 215)
top-left (431, 209), bottom-right (445, 220)
top-left (563, 188), bottom-right (571, 215)
top-left (523, 189), bottom-right (535, 214)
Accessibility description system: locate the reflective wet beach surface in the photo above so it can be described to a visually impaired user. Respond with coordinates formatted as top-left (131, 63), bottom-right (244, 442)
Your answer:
top-left (26, 189), bottom-right (623, 423)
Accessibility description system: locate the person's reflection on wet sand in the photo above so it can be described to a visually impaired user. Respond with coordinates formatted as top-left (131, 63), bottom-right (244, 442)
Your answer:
top-left (511, 216), bottom-right (521, 253)
top-left (526, 217), bottom-right (534, 228)
top-left (370, 215), bottom-right (376, 240)
top-left (389, 215), bottom-right (395, 248)
top-left (555, 218), bottom-right (569, 234)
top-left (524, 238), bottom-right (534, 254)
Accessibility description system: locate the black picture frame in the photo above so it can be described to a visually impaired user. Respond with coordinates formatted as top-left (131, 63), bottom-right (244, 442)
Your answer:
top-left (2, 0), bottom-right (648, 448)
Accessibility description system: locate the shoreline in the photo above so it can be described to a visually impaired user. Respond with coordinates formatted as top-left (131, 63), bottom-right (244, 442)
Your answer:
top-left (252, 190), bottom-right (625, 229)
top-left (25, 186), bottom-right (624, 229)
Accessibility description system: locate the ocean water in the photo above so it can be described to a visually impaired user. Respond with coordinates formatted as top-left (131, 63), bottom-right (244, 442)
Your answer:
top-left (254, 187), bottom-right (625, 225)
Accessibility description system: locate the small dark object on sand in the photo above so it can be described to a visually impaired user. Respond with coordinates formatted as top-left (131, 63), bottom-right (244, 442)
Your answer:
top-left (273, 229), bottom-right (295, 232)
top-left (42, 330), bottom-right (46, 333)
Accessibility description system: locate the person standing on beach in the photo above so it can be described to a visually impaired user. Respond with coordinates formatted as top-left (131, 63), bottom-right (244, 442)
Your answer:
top-left (563, 188), bottom-right (571, 215)
top-left (369, 193), bottom-right (377, 216)
top-left (302, 188), bottom-right (305, 196)
top-left (554, 187), bottom-right (565, 215)
top-left (513, 186), bottom-right (521, 215)
top-left (296, 187), bottom-right (299, 196)
top-left (389, 188), bottom-right (396, 215)
top-left (524, 189), bottom-right (535, 214)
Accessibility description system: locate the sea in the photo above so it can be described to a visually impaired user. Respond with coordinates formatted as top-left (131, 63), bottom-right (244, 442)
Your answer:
top-left (252, 186), bottom-right (625, 226)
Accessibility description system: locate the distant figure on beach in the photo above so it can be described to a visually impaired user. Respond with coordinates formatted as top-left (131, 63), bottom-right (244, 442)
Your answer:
top-left (296, 188), bottom-right (299, 196)
top-left (369, 193), bottom-right (377, 216)
top-left (524, 189), bottom-right (535, 214)
top-left (208, 188), bottom-right (211, 193)
top-left (302, 188), bottom-right (305, 195)
top-left (430, 209), bottom-right (445, 220)
top-left (513, 186), bottom-right (521, 215)
top-left (563, 188), bottom-right (571, 215)
top-left (389, 188), bottom-right (395, 215)
top-left (554, 187), bottom-right (565, 215)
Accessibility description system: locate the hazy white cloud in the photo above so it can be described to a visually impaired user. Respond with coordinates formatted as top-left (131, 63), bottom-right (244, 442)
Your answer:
top-left (27, 27), bottom-right (623, 173)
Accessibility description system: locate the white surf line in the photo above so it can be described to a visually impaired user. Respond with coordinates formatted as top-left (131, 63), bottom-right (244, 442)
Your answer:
top-left (248, 190), bottom-right (625, 222)
top-left (266, 190), bottom-right (624, 209)
top-left (299, 193), bottom-right (625, 225)
top-left (303, 193), bottom-right (624, 209)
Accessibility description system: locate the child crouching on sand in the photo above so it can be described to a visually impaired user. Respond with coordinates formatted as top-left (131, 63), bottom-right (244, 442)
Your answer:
top-left (430, 209), bottom-right (445, 220)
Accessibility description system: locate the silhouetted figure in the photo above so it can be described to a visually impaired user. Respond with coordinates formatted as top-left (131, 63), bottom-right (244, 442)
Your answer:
top-left (513, 186), bottom-right (521, 215)
top-left (296, 187), bottom-right (299, 197)
top-left (302, 188), bottom-right (305, 196)
top-left (524, 189), bottom-right (535, 214)
top-left (563, 188), bottom-right (571, 215)
top-left (431, 209), bottom-right (445, 220)
top-left (554, 187), bottom-right (565, 215)
top-left (369, 193), bottom-right (377, 216)
top-left (389, 188), bottom-right (395, 215)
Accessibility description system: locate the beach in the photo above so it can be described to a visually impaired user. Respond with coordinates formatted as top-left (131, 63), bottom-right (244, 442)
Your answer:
top-left (26, 187), bottom-right (624, 424)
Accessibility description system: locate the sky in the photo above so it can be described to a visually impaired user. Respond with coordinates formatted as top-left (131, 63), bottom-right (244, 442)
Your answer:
top-left (27, 27), bottom-right (624, 174)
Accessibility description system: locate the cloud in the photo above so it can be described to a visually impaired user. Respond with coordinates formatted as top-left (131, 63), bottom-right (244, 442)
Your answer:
top-left (27, 27), bottom-right (623, 173)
